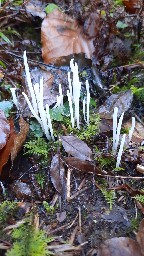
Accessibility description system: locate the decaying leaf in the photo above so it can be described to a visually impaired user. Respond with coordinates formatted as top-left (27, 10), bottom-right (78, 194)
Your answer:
top-left (61, 135), bottom-right (92, 161)
top-left (25, 0), bottom-right (46, 19)
top-left (0, 119), bottom-right (16, 174)
top-left (124, 121), bottom-right (144, 144)
top-left (136, 164), bottom-right (144, 174)
top-left (65, 157), bottom-right (102, 175)
top-left (50, 154), bottom-right (66, 197)
top-left (97, 237), bottom-right (142, 256)
top-left (30, 68), bottom-right (56, 106)
top-left (11, 117), bottom-right (29, 162)
top-left (0, 117), bottom-right (29, 175)
top-left (122, 0), bottom-right (142, 14)
top-left (136, 219), bottom-right (144, 255)
top-left (41, 9), bottom-right (94, 64)
top-left (98, 90), bottom-right (133, 119)
top-left (0, 110), bottom-right (10, 150)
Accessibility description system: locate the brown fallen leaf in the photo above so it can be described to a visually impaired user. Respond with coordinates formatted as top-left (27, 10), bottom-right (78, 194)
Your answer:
top-left (98, 90), bottom-right (133, 119)
top-left (136, 219), bottom-right (144, 255)
top-left (11, 116), bottom-right (29, 162)
top-left (0, 110), bottom-right (10, 150)
top-left (122, 0), bottom-right (142, 14)
top-left (41, 9), bottom-right (94, 64)
top-left (0, 119), bottom-right (16, 175)
top-left (125, 121), bottom-right (144, 144)
top-left (61, 135), bottom-right (92, 161)
top-left (50, 154), bottom-right (66, 197)
top-left (97, 237), bottom-right (142, 256)
top-left (65, 157), bottom-right (102, 175)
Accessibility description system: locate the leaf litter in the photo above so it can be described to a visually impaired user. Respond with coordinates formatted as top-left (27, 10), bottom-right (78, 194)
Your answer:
top-left (0, 0), bottom-right (144, 255)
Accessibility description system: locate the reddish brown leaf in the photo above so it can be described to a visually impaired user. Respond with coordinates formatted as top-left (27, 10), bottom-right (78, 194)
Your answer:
top-left (0, 119), bottom-right (16, 174)
top-left (41, 9), bottom-right (94, 64)
top-left (11, 117), bottom-right (29, 162)
top-left (122, 0), bottom-right (142, 14)
top-left (65, 157), bottom-right (102, 175)
top-left (0, 110), bottom-right (10, 150)
top-left (61, 135), bottom-right (92, 161)
top-left (97, 237), bottom-right (142, 256)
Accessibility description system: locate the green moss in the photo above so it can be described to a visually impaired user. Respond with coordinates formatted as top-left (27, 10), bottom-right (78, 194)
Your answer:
top-left (133, 194), bottom-right (144, 204)
top-left (35, 172), bottom-right (46, 189)
top-left (0, 201), bottom-right (17, 227)
top-left (96, 155), bottom-right (115, 169)
top-left (131, 86), bottom-right (144, 104)
top-left (101, 188), bottom-right (116, 210)
top-left (64, 113), bottom-right (100, 142)
top-left (24, 137), bottom-right (59, 166)
top-left (43, 201), bottom-right (55, 215)
top-left (6, 223), bottom-right (54, 256)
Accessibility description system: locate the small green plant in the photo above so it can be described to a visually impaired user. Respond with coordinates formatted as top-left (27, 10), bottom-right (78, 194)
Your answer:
top-left (35, 172), bottom-right (46, 189)
top-left (131, 86), bottom-right (144, 104)
top-left (65, 113), bottom-right (100, 141)
top-left (133, 194), bottom-right (144, 204)
top-left (43, 201), bottom-right (55, 214)
top-left (130, 218), bottom-right (140, 231)
top-left (112, 0), bottom-right (123, 6)
top-left (24, 137), bottom-right (49, 158)
top-left (78, 114), bottom-right (100, 141)
top-left (96, 155), bottom-right (115, 169)
top-left (0, 200), bottom-right (17, 227)
top-left (6, 223), bottom-right (54, 256)
top-left (101, 188), bottom-right (116, 210)
top-left (24, 137), bottom-right (59, 167)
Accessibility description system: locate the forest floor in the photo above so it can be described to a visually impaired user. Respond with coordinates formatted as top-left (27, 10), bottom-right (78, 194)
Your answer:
top-left (0, 0), bottom-right (144, 255)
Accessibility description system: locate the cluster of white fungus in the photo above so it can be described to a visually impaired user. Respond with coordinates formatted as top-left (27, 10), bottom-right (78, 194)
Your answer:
top-left (113, 107), bottom-right (135, 168)
top-left (10, 51), bottom-right (136, 168)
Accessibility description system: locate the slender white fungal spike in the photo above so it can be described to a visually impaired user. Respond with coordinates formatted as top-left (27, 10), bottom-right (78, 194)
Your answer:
top-left (67, 90), bottom-right (74, 128)
top-left (23, 51), bottom-right (38, 114)
top-left (69, 58), bottom-right (82, 128)
top-left (113, 107), bottom-right (118, 151)
top-left (59, 84), bottom-right (63, 106)
top-left (83, 98), bottom-right (86, 121)
top-left (0, 181), bottom-right (5, 195)
top-left (68, 72), bottom-right (72, 98)
top-left (115, 112), bottom-right (124, 151)
top-left (10, 88), bottom-right (19, 109)
top-left (129, 117), bottom-right (135, 141)
top-left (46, 104), bottom-right (54, 140)
top-left (116, 134), bottom-right (126, 168)
top-left (86, 80), bottom-right (90, 125)
top-left (22, 92), bottom-right (42, 125)
top-left (22, 51), bottom-right (54, 140)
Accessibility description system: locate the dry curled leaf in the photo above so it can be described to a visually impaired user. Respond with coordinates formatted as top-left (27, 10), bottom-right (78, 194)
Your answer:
top-left (41, 9), bottom-right (94, 64)
top-left (61, 135), bottom-right (92, 161)
top-left (0, 110), bottom-right (10, 150)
